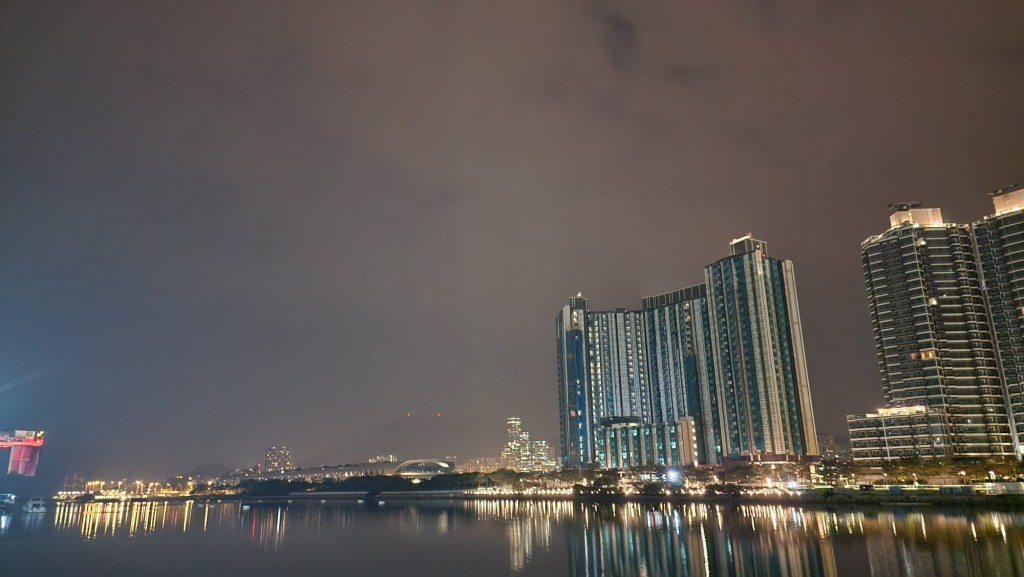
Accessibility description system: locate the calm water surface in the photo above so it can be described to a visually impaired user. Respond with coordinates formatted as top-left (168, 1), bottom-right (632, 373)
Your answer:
top-left (1, 500), bottom-right (1022, 576)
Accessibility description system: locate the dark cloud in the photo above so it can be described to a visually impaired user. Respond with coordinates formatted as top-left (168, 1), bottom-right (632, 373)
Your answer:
top-left (585, 1), bottom-right (639, 71)
top-left (0, 1), bottom-right (1022, 492)
top-left (667, 63), bottom-right (717, 88)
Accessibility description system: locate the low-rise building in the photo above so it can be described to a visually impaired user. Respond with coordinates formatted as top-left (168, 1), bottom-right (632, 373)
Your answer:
top-left (847, 406), bottom-right (948, 466)
top-left (598, 416), bottom-right (699, 469)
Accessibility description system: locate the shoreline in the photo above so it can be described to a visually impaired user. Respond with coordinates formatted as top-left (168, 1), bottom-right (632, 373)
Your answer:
top-left (52, 490), bottom-right (1024, 511)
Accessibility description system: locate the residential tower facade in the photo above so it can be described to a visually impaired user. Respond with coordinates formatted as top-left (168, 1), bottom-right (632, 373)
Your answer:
top-left (973, 185), bottom-right (1024, 455)
top-left (556, 236), bottom-right (820, 469)
top-left (705, 235), bottom-right (820, 458)
top-left (849, 199), bottom-right (1022, 464)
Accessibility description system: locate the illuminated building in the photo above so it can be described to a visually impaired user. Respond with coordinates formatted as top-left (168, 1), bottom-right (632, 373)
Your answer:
top-left (458, 456), bottom-right (502, 473)
top-left (847, 406), bottom-right (948, 465)
top-left (0, 430), bottom-right (45, 476)
top-left (531, 440), bottom-right (558, 471)
top-left (816, 434), bottom-right (851, 461)
top-left (223, 458), bottom-right (455, 483)
top-left (62, 474), bottom-right (86, 493)
top-left (556, 236), bottom-right (819, 468)
top-left (704, 235), bottom-right (820, 459)
top-left (264, 446), bottom-right (295, 473)
top-left (642, 285), bottom-right (722, 465)
top-left (556, 297), bottom-right (593, 467)
top-left (972, 184), bottom-right (1024, 455)
top-left (599, 416), bottom-right (699, 469)
top-left (501, 417), bottom-right (531, 470)
top-left (586, 309), bottom-right (651, 424)
top-left (854, 204), bottom-right (1015, 459)
top-left (501, 417), bottom-right (558, 472)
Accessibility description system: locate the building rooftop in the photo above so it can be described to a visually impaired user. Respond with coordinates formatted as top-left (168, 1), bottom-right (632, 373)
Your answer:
top-left (729, 234), bottom-right (768, 257)
top-left (641, 284), bottom-right (706, 310)
top-left (887, 204), bottom-right (944, 228)
top-left (990, 184), bottom-right (1024, 216)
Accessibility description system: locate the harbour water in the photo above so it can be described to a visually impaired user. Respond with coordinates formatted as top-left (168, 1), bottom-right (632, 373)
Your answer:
top-left (1, 500), bottom-right (1022, 576)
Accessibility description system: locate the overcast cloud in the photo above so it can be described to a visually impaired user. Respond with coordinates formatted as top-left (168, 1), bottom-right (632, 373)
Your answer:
top-left (1, 1), bottom-right (1022, 489)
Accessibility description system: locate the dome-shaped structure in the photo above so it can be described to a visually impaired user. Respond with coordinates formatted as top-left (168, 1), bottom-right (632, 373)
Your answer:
top-left (393, 459), bottom-right (455, 480)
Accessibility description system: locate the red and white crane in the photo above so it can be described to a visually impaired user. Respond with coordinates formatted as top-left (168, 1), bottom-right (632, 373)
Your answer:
top-left (0, 430), bottom-right (44, 476)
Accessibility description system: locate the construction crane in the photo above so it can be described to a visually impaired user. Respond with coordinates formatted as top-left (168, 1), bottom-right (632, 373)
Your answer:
top-left (0, 430), bottom-right (44, 476)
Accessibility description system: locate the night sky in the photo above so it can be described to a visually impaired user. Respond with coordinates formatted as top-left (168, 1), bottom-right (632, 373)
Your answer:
top-left (2, 2), bottom-right (1022, 491)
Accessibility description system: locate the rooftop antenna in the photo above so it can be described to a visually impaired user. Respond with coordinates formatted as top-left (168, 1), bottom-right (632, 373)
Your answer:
top-left (887, 202), bottom-right (924, 213)
top-left (990, 183), bottom-right (1022, 197)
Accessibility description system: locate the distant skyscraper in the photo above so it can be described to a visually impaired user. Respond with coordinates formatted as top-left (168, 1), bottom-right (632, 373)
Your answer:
top-left (501, 417), bottom-right (557, 472)
top-left (973, 184), bottom-right (1024, 455)
top-left (850, 204), bottom-right (1014, 462)
top-left (531, 440), bottom-right (558, 471)
top-left (62, 474), bottom-right (86, 493)
top-left (705, 235), bottom-right (819, 459)
top-left (501, 417), bottom-right (531, 470)
top-left (264, 446), bottom-right (295, 473)
top-left (556, 235), bottom-right (819, 469)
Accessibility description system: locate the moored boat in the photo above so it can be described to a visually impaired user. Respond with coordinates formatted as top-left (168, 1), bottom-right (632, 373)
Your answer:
top-left (21, 497), bottom-right (46, 514)
top-left (0, 494), bottom-right (14, 515)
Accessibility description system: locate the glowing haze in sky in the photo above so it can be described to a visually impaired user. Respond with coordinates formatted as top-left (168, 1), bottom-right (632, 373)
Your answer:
top-left (1, 1), bottom-right (1022, 490)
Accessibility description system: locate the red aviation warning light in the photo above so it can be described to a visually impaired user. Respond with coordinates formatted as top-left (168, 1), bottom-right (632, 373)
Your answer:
top-left (0, 430), bottom-right (45, 476)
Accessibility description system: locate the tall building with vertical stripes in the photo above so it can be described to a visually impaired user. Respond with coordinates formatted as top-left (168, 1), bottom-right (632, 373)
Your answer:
top-left (642, 285), bottom-right (723, 464)
top-left (973, 184), bottom-right (1024, 455)
top-left (556, 297), bottom-right (592, 467)
top-left (705, 235), bottom-right (820, 459)
top-left (555, 236), bottom-right (820, 468)
top-left (586, 309), bottom-right (650, 423)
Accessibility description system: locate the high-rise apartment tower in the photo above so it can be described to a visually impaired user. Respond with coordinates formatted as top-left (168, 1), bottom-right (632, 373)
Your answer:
top-left (973, 185), bottom-right (1024, 455)
top-left (556, 236), bottom-right (820, 468)
top-left (852, 203), bottom-right (1015, 461)
top-left (705, 235), bottom-right (820, 458)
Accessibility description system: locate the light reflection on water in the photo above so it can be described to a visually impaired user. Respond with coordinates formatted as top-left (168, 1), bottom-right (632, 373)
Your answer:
top-left (1, 500), bottom-right (1023, 576)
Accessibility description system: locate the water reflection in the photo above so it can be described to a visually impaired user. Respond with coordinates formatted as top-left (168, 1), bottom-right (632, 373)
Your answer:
top-left (555, 503), bottom-right (1024, 577)
top-left (470, 500), bottom-right (568, 571)
top-left (53, 500), bottom-right (207, 540)
top-left (4, 500), bottom-right (1024, 576)
top-left (560, 503), bottom-right (837, 577)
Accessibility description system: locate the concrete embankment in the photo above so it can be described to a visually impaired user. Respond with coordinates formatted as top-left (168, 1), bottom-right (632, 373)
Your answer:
top-left (59, 489), bottom-right (1024, 510)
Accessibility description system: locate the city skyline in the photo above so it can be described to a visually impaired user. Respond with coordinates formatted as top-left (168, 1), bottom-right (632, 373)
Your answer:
top-left (2, 2), bottom-right (1022, 493)
top-left (7, 195), bottom-right (1024, 486)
